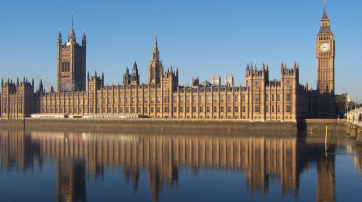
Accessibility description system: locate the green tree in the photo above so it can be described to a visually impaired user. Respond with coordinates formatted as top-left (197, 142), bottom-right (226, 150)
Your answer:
top-left (335, 94), bottom-right (347, 117)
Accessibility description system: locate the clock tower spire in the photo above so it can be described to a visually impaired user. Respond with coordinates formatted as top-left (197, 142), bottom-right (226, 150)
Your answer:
top-left (316, 0), bottom-right (335, 94)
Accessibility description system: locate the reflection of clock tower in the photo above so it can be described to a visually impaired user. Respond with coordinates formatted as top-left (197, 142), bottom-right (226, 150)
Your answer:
top-left (316, 1), bottom-right (335, 94)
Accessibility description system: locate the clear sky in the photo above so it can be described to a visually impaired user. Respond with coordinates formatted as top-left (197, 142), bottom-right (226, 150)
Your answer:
top-left (0, 0), bottom-right (361, 102)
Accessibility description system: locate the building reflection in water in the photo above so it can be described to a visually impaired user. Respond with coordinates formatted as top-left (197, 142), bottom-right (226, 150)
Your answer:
top-left (347, 145), bottom-right (362, 176)
top-left (0, 129), bottom-right (338, 202)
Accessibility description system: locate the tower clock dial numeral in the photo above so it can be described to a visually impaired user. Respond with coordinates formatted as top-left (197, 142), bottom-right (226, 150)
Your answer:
top-left (320, 43), bottom-right (330, 52)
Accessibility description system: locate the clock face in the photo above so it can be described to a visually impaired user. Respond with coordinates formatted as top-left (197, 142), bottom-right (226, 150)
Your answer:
top-left (320, 43), bottom-right (330, 52)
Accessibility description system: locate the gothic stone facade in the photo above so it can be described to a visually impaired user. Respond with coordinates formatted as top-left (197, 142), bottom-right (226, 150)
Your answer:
top-left (35, 37), bottom-right (303, 122)
top-left (1, 78), bottom-right (42, 119)
top-left (0, 4), bottom-right (335, 120)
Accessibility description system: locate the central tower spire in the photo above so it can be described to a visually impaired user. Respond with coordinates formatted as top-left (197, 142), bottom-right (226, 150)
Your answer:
top-left (148, 34), bottom-right (163, 84)
top-left (152, 34), bottom-right (159, 61)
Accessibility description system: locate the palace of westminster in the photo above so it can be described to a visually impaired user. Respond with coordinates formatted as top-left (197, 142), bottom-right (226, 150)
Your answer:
top-left (0, 4), bottom-right (336, 121)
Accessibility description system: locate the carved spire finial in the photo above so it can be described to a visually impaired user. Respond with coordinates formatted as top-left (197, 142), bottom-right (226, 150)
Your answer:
top-left (72, 12), bottom-right (74, 31)
top-left (321, 0), bottom-right (329, 20)
top-left (152, 33), bottom-right (159, 61)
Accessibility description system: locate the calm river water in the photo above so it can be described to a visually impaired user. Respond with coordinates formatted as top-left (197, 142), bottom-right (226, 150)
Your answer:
top-left (0, 128), bottom-right (362, 202)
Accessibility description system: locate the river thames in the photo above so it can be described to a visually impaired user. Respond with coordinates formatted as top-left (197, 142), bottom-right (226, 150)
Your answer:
top-left (0, 128), bottom-right (362, 202)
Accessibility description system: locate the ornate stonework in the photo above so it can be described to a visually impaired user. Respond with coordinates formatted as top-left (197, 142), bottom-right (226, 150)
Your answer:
top-left (0, 4), bottom-right (336, 120)
top-left (57, 25), bottom-right (86, 92)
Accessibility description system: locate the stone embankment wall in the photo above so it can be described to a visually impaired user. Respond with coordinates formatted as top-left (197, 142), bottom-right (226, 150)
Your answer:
top-left (299, 119), bottom-right (346, 132)
top-left (0, 118), bottom-right (299, 133)
top-left (0, 118), bottom-right (342, 133)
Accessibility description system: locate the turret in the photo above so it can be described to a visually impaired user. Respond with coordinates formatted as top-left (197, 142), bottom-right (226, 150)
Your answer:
top-left (123, 67), bottom-right (131, 85)
top-left (131, 62), bottom-right (140, 85)
top-left (192, 77), bottom-right (199, 87)
top-left (101, 72), bottom-right (104, 86)
top-left (82, 30), bottom-right (86, 46)
top-left (245, 63), bottom-right (269, 79)
top-left (225, 73), bottom-right (234, 87)
top-left (280, 62), bottom-right (299, 91)
top-left (245, 62), bottom-right (269, 87)
top-left (281, 62), bottom-right (297, 77)
top-left (57, 29), bottom-right (62, 44)
top-left (36, 79), bottom-right (44, 93)
top-left (69, 28), bottom-right (76, 43)
top-left (69, 12), bottom-right (76, 43)
top-left (212, 74), bottom-right (221, 86)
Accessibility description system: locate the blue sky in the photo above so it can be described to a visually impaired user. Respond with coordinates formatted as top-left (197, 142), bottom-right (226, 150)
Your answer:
top-left (0, 0), bottom-right (361, 102)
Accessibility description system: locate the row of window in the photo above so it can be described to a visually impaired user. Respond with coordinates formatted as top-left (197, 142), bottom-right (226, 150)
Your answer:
top-left (3, 107), bottom-right (34, 114)
top-left (262, 94), bottom-right (291, 102)
top-left (257, 105), bottom-right (292, 113)
top-left (2, 91), bottom-right (34, 96)
top-left (61, 62), bottom-right (83, 73)
top-left (40, 105), bottom-right (292, 114)
top-left (3, 100), bottom-right (38, 106)
top-left (41, 93), bottom-right (292, 106)
top-left (246, 81), bottom-right (292, 87)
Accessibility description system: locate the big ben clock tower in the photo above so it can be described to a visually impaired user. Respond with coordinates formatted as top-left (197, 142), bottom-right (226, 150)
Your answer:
top-left (316, 1), bottom-right (335, 94)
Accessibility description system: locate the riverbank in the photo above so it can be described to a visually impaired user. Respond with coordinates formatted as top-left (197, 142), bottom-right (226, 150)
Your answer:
top-left (0, 118), bottom-right (343, 132)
